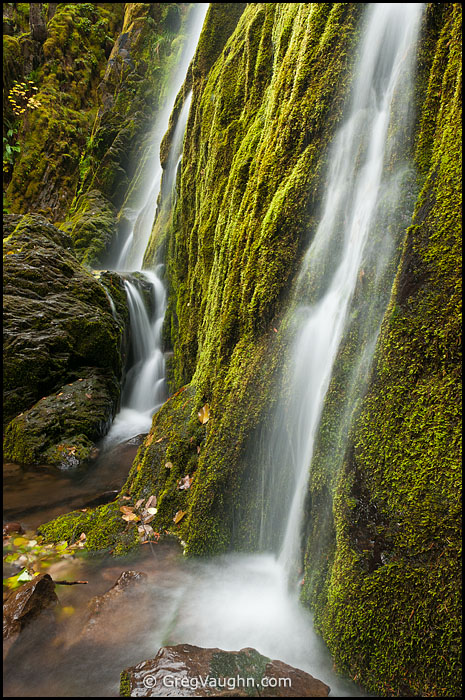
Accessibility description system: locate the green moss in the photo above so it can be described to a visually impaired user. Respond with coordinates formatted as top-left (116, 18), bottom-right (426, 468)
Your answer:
top-left (300, 5), bottom-right (462, 696)
top-left (38, 499), bottom-right (139, 556)
top-left (140, 3), bottom-right (363, 556)
top-left (119, 671), bottom-right (132, 697)
top-left (6, 3), bottom-right (124, 221)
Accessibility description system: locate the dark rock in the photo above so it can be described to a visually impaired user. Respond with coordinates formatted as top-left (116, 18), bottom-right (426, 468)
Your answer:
top-left (120, 644), bottom-right (330, 697)
top-left (81, 570), bottom-right (148, 640)
top-left (3, 573), bottom-right (58, 659)
top-left (3, 521), bottom-right (24, 536)
top-left (3, 214), bottom-right (129, 467)
top-left (81, 490), bottom-right (120, 508)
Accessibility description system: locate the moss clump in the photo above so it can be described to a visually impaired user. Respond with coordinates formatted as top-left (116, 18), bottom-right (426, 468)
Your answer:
top-left (301, 5), bottom-right (461, 696)
top-left (6, 3), bottom-right (125, 221)
top-left (60, 189), bottom-right (117, 267)
top-left (38, 499), bottom-right (139, 556)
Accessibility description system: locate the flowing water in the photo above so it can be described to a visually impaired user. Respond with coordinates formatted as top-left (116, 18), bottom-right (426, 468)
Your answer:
top-left (258, 2), bottom-right (424, 579)
top-left (4, 4), bottom-right (425, 697)
top-left (103, 5), bottom-right (208, 445)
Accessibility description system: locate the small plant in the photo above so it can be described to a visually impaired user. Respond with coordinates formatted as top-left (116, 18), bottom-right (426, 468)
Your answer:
top-left (7, 79), bottom-right (42, 117)
top-left (3, 128), bottom-right (20, 172)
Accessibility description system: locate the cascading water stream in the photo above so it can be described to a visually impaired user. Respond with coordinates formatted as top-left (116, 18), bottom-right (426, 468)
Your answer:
top-left (113, 7), bottom-right (208, 271)
top-left (263, 3), bottom-right (425, 578)
top-left (103, 5), bottom-right (209, 446)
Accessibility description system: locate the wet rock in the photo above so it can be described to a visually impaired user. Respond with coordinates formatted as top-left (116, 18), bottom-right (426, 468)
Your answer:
top-left (3, 521), bottom-right (24, 537)
top-left (3, 573), bottom-right (58, 659)
top-left (120, 644), bottom-right (330, 697)
top-left (81, 570), bottom-right (148, 640)
top-left (3, 214), bottom-right (129, 466)
top-left (81, 490), bottom-right (120, 508)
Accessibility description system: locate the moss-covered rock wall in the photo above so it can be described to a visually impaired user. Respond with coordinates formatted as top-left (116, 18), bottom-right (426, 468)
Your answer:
top-left (300, 4), bottom-right (462, 696)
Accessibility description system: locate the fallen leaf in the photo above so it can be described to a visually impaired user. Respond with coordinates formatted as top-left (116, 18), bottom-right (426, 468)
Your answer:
top-left (85, 393), bottom-right (92, 399)
top-left (135, 498), bottom-right (145, 509)
top-left (145, 495), bottom-right (157, 509)
top-left (178, 475), bottom-right (193, 491)
top-left (120, 505), bottom-right (134, 514)
top-left (173, 510), bottom-right (186, 524)
top-left (122, 513), bottom-right (140, 522)
top-left (165, 461), bottom-right (173, 469)
top-left (198, 404), bottom-right (210, 424)
top-left (155, 437), bottom-right (164, 443)
top-left (57, 392), bottom-right (63, 397)
top-left (197, 445), bottom-right (201, 454)
top-left (78, 532), bottom-right (86, 541)
top-left (13, 536), bottom-right (29, 547)
top-left (146, 507), bottom-right (158, 515)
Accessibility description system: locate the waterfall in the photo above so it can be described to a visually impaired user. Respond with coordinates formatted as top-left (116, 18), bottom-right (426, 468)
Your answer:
top-left (114, 6), bottom-right (208, 272)
top-left (104, 4), bottom-right (209, 445)
top-left (256, 3), bottom-right (425, 577)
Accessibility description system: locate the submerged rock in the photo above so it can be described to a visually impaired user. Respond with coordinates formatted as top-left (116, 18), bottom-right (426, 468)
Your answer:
top-left (120, 644), bottom-right (330, 697)
top-left (3, 573), bottom-right (58, 660)
top-left (79, 570), bottom-right (148, 643)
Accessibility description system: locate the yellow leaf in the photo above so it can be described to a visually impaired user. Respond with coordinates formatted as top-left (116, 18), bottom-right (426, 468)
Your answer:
top-left (13, 537), bottom-right (29, 547)
top-left (165, 462), bottom-right (173, 469)
top-left (198, 404), bottom-right (210, 424)
top-left (122, 513), bottom-right (139, 522)
top-left (173, 510), bottom-right (186, 524)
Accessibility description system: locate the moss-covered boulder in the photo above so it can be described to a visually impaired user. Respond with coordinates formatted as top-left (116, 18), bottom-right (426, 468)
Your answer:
top-left (3, 213), bottom-right (128, 467)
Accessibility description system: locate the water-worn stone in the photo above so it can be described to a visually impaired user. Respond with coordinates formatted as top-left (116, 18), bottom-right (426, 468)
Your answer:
top-left (82, 570), bottom-right (148, 639)
top-left (3, 214), bottom-right (128, 467)
top-left (120, 644), bottom-right (330, 696)
top-left (3, 573), bottom-right (58, 659)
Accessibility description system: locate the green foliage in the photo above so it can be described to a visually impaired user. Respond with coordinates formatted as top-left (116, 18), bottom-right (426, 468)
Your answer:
top-left (3, 531), bottom-right (87, 591)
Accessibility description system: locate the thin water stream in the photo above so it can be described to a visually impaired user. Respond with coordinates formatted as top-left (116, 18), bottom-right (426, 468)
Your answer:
top-left (4, 4), bottom-right (424, 697)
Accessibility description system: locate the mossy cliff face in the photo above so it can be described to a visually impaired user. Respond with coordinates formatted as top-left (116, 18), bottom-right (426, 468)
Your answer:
top-left (39, 3), bottom-right (362, 554)
top-left (300, 4), bottom-right (462, 697)
top-left (3, 213), bottom-right (128, 468)
top-left (4, 3), bottom-right (125, 221)
top-left (64, 3), bottom-right (196, 267)
top-left (137, 3), bottom-right (364, 555)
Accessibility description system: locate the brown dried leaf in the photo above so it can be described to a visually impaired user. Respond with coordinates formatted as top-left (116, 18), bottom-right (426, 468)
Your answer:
top-left (145, 495), bottom-right (157, 509)
top-left (122, 513), bottom-right (139, 522)
top-left (135, 498), bottom-right (144, 509)
top-left (120, 505), bottom-right (134, 514)
top-left (198, 404), bottom-right (210, 424)
top-left (173, 510), bottom-right (186, 524)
